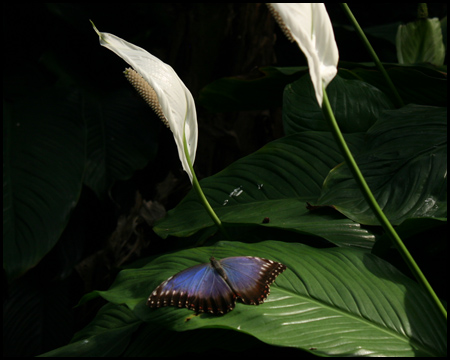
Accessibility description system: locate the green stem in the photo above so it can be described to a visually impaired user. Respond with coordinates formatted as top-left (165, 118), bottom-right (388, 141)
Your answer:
top-left (183, 130), bottom-right (230, 239)
top-left (322, 86), bottom-right (446, 320)
top-left (340, 3), bottom-right (404, 108)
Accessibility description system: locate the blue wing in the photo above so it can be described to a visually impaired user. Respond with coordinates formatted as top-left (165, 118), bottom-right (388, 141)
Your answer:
top-left (147, 256), bottom-right (286, 315)
top-left (147, 262), bottom-right (237, 314)
top-left (219, 256), bottom-right (286, 305)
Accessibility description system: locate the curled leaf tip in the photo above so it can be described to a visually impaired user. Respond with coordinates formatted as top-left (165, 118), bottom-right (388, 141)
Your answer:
top-left (90, 20), bottom-right (109, 45)
top-left (90, 20), bottom-right (100, 36)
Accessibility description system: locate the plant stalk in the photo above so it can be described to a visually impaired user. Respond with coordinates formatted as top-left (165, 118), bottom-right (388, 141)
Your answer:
top-left (183, 129), bottom-right (230, 239)
top-left (321, 86), bottom-right (446, 320)
top-left (340, 3), bottom-right (404, 108)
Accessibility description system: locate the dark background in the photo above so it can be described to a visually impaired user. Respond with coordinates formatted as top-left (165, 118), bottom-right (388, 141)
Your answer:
top-left (3, 3), bottom-right (447, 356)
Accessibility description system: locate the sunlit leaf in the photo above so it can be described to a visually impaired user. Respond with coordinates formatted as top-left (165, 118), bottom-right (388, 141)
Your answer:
top-left (317, 104), bottom-right (447, 225)
top-left (90, 241), bottom-right (446, 357)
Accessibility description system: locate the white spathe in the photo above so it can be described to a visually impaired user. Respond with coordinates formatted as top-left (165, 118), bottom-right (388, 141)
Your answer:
top-left (92, 23), bottom-right (197, 183)
top-left (268, 3), bottom-right (339, 106)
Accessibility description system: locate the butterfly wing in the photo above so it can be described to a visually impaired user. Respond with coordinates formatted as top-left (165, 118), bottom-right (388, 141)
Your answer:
top-left (147, 262), bottom-right (237, 314)
top-left (219, 256), bottom-right (286, 305)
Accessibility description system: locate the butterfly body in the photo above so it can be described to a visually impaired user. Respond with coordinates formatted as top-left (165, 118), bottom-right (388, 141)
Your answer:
top-left (147, 256), bottom-right (286, 315)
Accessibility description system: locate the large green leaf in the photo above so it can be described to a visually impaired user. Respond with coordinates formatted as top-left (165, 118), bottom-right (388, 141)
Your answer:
top-left (39, 303), bottom-right (142, 357)
top-left (341, 63), bottom-right (447, 107)
top-left (3, 90), bottom-right (85, 280)
top-left (198, 63), bottom-right (446, 114)
top-left (198, 66), bottom-right (306, 112)
top-left (3, 87), bottom-right (159, 281)
top-left (317, 104), bottom-right (447, 225)
top-left (283, 74), bottom-right (394, 135)
top-left (41, 302), bottom-right (267, 357)
top-left (154, 131), bottom-right (377, 248)
top-left (82, 241), bottom-right (446, 357)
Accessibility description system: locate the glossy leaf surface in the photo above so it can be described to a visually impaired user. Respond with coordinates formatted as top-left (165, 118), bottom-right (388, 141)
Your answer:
top-left (317, 104), bottom-right (447, 225)
top-left (81, 241), bottom-right (446, 357)
top-left (154, 131), bottom-right (374, 248)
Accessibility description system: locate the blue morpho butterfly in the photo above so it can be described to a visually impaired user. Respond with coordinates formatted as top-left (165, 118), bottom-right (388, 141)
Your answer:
top-left (147, 256), bottom-right (286, 315)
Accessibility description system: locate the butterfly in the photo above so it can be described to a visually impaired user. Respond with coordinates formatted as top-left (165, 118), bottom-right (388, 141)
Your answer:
top-left (147, 256), bottom-right (286, 315)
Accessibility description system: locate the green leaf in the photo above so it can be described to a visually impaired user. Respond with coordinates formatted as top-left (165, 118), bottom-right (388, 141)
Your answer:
top-left (198, 63), bottom-right (446, 115)
top-left (3, 87), bottom-right (159, 281)
top-left (317, 104), bottom-right (447, 225)
top-left (154, 131), bottom-right (376, 248)
top-left (92, 241), bottom-right (446, 357)
top-left (41, 302), bottom-right (266, 357)
top-left (341, 63), bottom-right (447, 107)
top-left (122, 321), bottom-right (265, 356)
top-left (198, 66), bottom-right (306, 112)
top-left (39, 304), bottom-right (142, 357)
top-left (3, 91), bottom-right (85, 281)
top-left (283, 73), bottom-right (394, 135)
top-left (396, 18), bottom-right (446, 66)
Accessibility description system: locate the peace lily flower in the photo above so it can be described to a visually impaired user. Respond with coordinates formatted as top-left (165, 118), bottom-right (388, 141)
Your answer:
top-left (91, 21), bottom-right (228, 236)
top-left (267, 3), bottom-right (339, 106)
top-left (91, 22), bottom-right (197, 183)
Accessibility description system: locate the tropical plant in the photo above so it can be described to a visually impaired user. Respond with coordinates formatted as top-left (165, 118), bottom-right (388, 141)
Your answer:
top-left (3, 3), bottom-right (446, 357)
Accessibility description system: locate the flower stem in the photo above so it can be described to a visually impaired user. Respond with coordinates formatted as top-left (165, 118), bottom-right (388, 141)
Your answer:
top-left (321, 85), bottom-right (446, 320)
top-left (182, 130), bottom-right (230, 239)
top-left (340, 3), bottom-right (404, 108)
